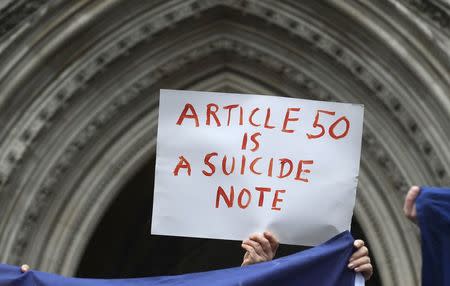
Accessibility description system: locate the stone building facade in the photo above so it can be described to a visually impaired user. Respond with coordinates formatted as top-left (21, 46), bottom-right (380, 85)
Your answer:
top-left (0, 1), bottom-right (449, 286)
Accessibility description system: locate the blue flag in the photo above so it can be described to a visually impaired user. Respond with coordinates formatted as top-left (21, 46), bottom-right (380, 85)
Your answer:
top-left (0, 231), bottom-right (358, 286)
top-left (416, 186), bottom-right (450, 286)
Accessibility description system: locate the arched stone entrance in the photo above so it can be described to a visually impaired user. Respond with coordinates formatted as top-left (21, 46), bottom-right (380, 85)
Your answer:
top-left (1, 1), bottom-right (449, 286)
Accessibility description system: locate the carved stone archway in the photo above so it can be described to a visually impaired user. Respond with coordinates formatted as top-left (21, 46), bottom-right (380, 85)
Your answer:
top-left (0, 1), bottom-right (449, 286)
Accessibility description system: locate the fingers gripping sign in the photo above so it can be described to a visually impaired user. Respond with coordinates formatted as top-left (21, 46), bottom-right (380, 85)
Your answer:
top-left (264, 231), bottom-right (279, 255)
top-left (348, 240), bottom-right (373, 281)
top-left (241, 232), bottom-right (279, 266)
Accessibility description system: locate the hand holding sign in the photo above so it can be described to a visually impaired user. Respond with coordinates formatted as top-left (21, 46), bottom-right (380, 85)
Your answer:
top-left (241, 232), bottom-right (279, 266)
top-left (152, 89), bottom-right (364, 246)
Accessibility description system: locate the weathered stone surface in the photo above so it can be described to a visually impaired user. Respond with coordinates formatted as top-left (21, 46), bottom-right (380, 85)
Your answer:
top-left (0, 1), bottom-right (449, 285)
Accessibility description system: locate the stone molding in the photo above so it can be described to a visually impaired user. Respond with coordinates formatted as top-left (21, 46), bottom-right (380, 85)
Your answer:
top-left (0, 1), bottom-right (449, 285)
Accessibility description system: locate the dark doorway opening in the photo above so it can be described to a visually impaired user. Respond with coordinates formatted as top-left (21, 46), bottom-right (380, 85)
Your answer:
top-left (76, 156), bottom-right (380, 285)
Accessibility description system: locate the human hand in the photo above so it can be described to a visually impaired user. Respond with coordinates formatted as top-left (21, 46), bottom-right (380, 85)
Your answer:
top-left (348, 240), bottom-right (373, 280)
top-left (20, 264), bottom-right (30, 273)
top-left (241, 231), bottom-right (279, 266)
top-left (403, 185), bottom-right (421, 222)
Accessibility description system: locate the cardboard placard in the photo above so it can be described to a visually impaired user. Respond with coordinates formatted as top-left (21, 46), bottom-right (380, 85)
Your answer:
top-left (151, 89), bottom-right (363, 246)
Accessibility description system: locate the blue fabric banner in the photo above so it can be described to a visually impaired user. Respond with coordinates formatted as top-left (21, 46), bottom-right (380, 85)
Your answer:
top-left (0, 231), bottom-right (356, 286)
top-left (416, 186), bottom-right (450, 286)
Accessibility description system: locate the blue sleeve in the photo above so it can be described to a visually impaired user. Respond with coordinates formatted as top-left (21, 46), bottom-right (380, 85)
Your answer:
top-left (416, 186), bottom-right (450, 286)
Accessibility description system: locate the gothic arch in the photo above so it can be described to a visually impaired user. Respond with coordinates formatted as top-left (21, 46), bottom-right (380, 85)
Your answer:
top-left (0, 1), bottom-right (449, 286)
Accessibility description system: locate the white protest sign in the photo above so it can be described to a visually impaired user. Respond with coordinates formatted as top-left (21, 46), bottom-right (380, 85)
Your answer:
top-left (151, 89), bottom-right (364, 246)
